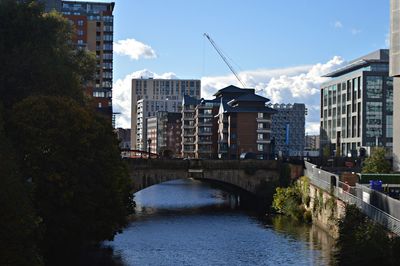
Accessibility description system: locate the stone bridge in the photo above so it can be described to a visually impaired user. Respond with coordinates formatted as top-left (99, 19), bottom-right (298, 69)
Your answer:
top-left (127, 159), bottom-right (303, 196)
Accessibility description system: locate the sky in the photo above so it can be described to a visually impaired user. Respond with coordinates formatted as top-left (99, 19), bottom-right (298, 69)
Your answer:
top-left (103, 0), bottom-right (390, 133)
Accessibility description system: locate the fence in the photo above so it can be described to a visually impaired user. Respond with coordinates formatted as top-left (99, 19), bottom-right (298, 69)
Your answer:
top-left (304, 161), bottom-right (400, 236)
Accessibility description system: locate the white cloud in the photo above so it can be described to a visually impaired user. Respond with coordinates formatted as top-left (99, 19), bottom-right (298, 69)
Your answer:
top-left (113, 57), bottom-right (345, 135)
top-left (113, 69), bottom-right (178, 128)
top-left (201, 56), bottom-right (345, 135)
top-left (333, 21), bottom-right (343, 28)
top-left (385, 32), bottom-right (390, 48)
top-left (351, 28), bottom-right (362, 35)
top-left (114, 38), bottom-right (157, 60)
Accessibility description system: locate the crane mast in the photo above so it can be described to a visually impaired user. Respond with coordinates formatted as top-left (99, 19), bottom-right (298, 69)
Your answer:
top-left (203, 33), bottom-right (247, 88)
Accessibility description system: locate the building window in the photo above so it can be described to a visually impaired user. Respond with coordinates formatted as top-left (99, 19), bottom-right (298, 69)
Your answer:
top-left (258, 144), bottom-right (263, 151)
top-left (366, 76), bottom-right (383, 99)
top-left (77, 20), bottom-right (84, 26)
top-left (258, 133), bottom-right (263, 140)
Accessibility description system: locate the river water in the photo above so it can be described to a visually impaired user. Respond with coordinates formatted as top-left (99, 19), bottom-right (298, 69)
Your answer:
top-left (102, 179), bottom-right (336, 266)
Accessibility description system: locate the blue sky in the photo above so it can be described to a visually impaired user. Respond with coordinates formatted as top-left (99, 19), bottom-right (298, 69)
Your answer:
top-left (103, 0), bottom-right (390, 131)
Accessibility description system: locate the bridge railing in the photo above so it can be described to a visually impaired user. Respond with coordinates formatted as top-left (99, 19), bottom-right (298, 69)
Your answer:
top-left (304, 161), bottom-right (400, 236)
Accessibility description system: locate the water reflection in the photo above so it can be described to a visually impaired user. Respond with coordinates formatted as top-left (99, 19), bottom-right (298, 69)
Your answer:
top-left (101, 179), bottom-right (335, 266)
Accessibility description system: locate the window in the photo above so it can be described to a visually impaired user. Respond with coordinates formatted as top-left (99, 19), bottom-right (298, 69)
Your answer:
top-left (366, 76), bottom-right (383, 99)
top-left (77, 20), bottom-right (84, 26)
top-left (258, 133), bottom-right (263, 140)
top-left (258, 144), bottom-right (264, 151)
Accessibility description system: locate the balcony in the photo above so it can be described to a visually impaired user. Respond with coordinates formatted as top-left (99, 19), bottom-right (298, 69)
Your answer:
top-left (257, 128), bottom-right (271, 133)
top-left (257, 139), bottom-right (271, 144)
top-left (256, 117), bottom-right (271, 123)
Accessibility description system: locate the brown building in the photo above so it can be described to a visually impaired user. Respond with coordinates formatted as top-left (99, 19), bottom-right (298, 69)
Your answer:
top-left (147, 112), bottom-right (182, 157)
top-left (215, 86), bottom-right (276, 159)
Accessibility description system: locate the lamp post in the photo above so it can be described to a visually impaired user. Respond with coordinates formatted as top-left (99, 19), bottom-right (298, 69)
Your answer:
top-left (147, 138), bottom-right (152, 159)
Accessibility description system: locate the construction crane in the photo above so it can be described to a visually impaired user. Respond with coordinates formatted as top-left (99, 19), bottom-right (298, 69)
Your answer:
top-left (203, 33), bottom-right (247, 88)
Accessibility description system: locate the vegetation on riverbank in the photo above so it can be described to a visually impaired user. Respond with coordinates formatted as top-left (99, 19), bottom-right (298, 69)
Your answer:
top-left (272, 176), bottom-right (311, 223)
top-left (335, 204), bottom-right (400, 266)
top-left (0, 1), bottom-right (134, 265)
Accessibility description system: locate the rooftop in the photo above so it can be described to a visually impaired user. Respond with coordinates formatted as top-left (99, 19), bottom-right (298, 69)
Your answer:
top-left (323, 49), bottom-right (389, 78)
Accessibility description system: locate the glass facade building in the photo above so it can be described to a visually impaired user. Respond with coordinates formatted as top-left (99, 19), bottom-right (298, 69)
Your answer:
top-left (320, 49), bottom-right (393, 157)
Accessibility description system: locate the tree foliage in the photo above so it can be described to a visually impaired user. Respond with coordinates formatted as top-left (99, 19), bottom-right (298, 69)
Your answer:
top-left (10, 96), bottom-right (134, 259)
top-left (0, 106), bottom-right (43, 266)
top-left (362, 147), bottom-right (391, 174)
top-left (0, 0), bottom-right (95, 110)
top-left (0, 1), bottom-right (133, 263)
top-left (335, 204), bottom-right (396, 265)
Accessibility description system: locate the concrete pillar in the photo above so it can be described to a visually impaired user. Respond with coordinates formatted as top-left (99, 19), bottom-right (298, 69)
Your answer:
top-left (390, 0), bottom-right (400, 171)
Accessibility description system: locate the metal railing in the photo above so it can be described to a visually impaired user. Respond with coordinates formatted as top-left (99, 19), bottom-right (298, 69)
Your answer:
top-left (304, 161), bottom-right (400, 236)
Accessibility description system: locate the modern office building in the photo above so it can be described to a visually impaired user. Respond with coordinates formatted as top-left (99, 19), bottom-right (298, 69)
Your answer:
top-left (44, 0), bottom-right (115, 119)
top-left (390, 0), bottom-right (400, 171)
top-left (320, 49), bottom-right (393, 157)
top-left (215, 86), bottom-right (276, 159)
top-left (268, 103), bottom-right (306, 157)
top-left (146, 112), bottom-right (182, 157)
top-left (131, 78), bottom-right (201, 150)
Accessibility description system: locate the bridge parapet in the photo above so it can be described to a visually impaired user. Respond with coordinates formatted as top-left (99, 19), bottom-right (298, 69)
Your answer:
top-left (127, 159), bottom-right (287, 195)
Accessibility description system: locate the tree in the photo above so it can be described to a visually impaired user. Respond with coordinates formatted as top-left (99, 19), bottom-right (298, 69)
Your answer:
top-left (0, 106), bottom-right (42, 266)
top-left (362, 147), bottom-right (391, 174)
top-left (0, 0), bottom-right (95, 111)
top-left (10, 96), bottom-right (134, 261)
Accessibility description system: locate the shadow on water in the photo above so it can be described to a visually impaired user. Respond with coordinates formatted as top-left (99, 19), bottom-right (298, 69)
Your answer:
top-left (51, 245), bottom-right (126, 266)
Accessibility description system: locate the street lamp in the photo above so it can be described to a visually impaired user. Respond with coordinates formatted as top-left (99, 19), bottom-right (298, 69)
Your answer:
top-left (147, 138), bottom-right (152, 159)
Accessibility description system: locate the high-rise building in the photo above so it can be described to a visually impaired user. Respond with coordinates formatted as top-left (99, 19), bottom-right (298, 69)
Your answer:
top-left (181, 95), bottom-right (200, 158)
top-left (390, 0), bottom-right (400, 171)
top-left (268, 103), bottom-right (306, 157)
top-left (131, 78), bottom-right (201, 150)
top-left (194, 99), bottom-right (220, 159)
top-left (320, 49), bottom-right (393, 157)
top-left (43, 0), bottom-right (115, 119)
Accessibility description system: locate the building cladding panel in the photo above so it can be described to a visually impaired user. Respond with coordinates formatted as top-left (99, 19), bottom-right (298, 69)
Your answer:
top-left (320, 49), bottom-right (393, 157)
top-left (391, 0), bottom-right (400, 171)
top-left (268, 103), bottom-right (306, 157)
top-left (131, 78), bottom-right (201, 150)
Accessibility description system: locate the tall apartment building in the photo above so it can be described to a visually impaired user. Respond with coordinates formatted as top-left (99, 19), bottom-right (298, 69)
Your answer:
top-left (181, 95), bottom-right (200, 158)
top-left (44, 0), bottom-right (115, 119)
top-left (146, 112), bottom-right (182, 157)
top-left (115, 128), bottom-right (131, 149)
top-left (320, 49), bottom-right (393, 157)
top-left (132, 78), bottom-right (201, 150)
top-left (194, 99), bottom-right (220, 159)
top-left (390, 0), bottom-right (400, 171)
top-left (215, 86), bottom-right (276, 159)
top-left (268, 103), bottom-right (306, 157)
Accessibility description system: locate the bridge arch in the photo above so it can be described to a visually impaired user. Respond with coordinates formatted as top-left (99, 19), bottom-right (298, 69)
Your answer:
top-left (126, 159), bottom-right (301, 196)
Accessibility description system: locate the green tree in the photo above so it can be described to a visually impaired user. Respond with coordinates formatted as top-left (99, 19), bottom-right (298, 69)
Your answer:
top-left (0, 0), bottom-right (95, 110)
top-left (0, 106), bottom-right (42, 266)
top-left (362, 147), bottom-right (391, 174)
top-left (10, 96), bottom-right (134, 261)
top-left (335, 205), bottom-right (391, 265)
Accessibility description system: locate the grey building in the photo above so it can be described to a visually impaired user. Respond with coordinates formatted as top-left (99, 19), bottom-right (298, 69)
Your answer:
top-left (131, 78), bottom-right (201, 150)
top-left (320, 49), bottom-right (393, 157)
top-left (268, 103), bottom-right (306, 157)
top-left (390, 0), bottom-right (400, 171)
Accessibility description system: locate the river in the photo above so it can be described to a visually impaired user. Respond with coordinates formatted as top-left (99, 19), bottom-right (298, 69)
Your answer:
top-left (101, 179), bottom-right (336, 265)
